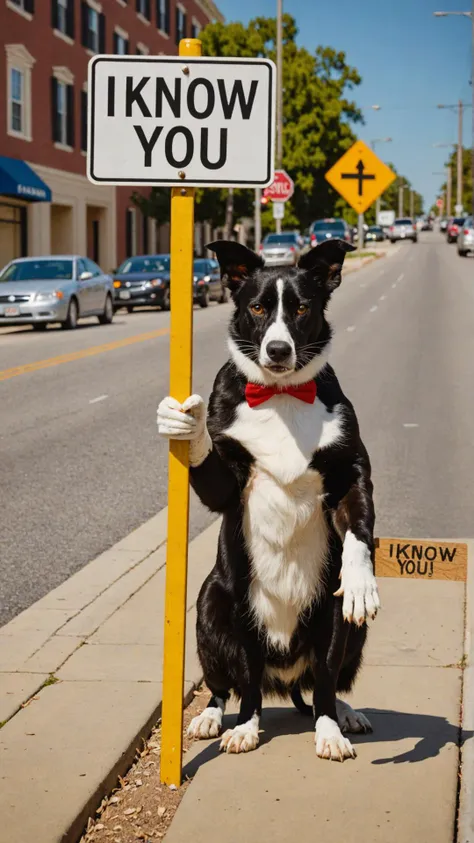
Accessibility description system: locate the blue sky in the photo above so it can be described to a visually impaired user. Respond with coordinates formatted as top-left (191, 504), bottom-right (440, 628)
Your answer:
top-left (216, 0), bottom-right (473, 210)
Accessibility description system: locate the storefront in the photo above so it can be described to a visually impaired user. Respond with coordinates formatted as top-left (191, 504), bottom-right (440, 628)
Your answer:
top-left (0, 155), bottom-right (51, 269)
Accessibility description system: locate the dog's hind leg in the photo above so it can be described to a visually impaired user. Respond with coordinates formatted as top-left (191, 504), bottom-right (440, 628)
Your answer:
top-left (188, 690), bottom-right (230, 739)
top-left (335, 623), bottom-right (372, 733)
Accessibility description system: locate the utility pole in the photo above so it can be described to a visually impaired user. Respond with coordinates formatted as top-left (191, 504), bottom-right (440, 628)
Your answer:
top-left (275, 0), bottom-right (283, 233)
top-left (457, 100), bottom-right (463, 210)
top-left (224, 188), bottom-right (234, 239)
top-left (410, 189), bottom-right (415, 219)
top-left (398, 184), bottom-right (404, 217)
top-left (446, 165), bottom-right (452, 217)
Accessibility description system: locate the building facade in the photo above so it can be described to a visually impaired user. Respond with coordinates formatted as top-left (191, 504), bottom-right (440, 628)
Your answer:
top-left (0, 0), bottom-right (223, 270)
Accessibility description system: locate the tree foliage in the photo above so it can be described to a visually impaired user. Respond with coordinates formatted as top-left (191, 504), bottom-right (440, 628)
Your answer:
top-left (435, 148), bottom-right (472, 216)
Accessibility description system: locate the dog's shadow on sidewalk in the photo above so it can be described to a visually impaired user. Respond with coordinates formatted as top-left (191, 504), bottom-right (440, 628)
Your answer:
top-left (183, 706), bottom-right (473, 778)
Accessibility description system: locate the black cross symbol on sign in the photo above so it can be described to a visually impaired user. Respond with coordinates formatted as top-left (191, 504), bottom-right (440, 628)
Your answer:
top-left (341, 159), bottom-right (376, 196)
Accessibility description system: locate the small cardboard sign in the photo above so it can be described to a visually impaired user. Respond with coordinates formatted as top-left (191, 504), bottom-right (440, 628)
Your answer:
top-left (375, 538), bottom-right (468, 582)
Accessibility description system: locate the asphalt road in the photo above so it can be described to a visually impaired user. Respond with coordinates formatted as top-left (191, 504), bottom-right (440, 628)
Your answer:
top-left (1, 233), bottom-right (473, 626)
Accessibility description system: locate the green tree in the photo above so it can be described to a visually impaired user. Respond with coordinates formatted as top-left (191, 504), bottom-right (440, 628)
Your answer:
top-left (436, 148), bottom-right (472, 216)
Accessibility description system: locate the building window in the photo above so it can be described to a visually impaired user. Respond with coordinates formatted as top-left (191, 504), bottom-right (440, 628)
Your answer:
top-left (8, 0), bottom-right (35, 17)
top-left (81, 2), bottom-right (105, 52)
top-left (191, 19), bottom-right (200, 39)
top-left (136, 0), bottom-right (150, 20)
top-left (10, 69), bottom-right (23, 133)
top-left (175, 6), bottom-right (186, 44)
top-left (126, 209), bottom-right (137, 257)
top-left (136, 42), bottom-right (149, 55)
top-left (52, 77), bottom-right (74, 148)
top-left (113, 30), bottom-right (129, 54)
top-left (81, 89), bottom-right (88, 151)
top-left (156, 0), bottom-right (169, 34)
top-left (52, 0), bottom-right (75, 38)
top-left (6, 45), bottom-right (35, 141)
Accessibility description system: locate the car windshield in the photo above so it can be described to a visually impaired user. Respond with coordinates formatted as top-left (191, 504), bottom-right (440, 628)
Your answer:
top-left (117, 256), bottom-right (170, 274)
top-left (368, 226), bottom-right (382, 232)
top-left (0, 259), bottom-right (74, 282)
top-left (264, 234), bottom-right (297, 245)
top-left (394, 219), bottom-right (412, 226)
top-left (452, 218), bottom-right (465, 225)
top-left (312, 221), bottom-right (344, 232)
top-left (194, 260), bottom-right (210, 273)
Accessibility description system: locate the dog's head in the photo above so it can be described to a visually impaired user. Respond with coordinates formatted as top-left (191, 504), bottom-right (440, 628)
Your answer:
top-left (206, 239), bottom-right (355, 385)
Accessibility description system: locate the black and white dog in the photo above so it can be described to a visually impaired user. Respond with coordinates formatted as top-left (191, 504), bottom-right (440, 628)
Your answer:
top-left (157, 238), bottom-right (380, 761)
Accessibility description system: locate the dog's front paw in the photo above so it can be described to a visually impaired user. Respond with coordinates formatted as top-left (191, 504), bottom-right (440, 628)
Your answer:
top-left (220, 719), bottom-right (260, 754)
top-left (335, 533), bottom-right (380, 625)
top-left (336, 699), bottom-right (372, 734)
top-left (188, 707), bottom-right (223, 739)
top-left (157, 394), bottom-right (205, 440)
top-left (315, 715), bottom-right (356, 761)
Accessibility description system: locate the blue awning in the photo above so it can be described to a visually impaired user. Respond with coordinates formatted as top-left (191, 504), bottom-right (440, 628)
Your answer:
top-left (0, 156), bottom-right (51, 202)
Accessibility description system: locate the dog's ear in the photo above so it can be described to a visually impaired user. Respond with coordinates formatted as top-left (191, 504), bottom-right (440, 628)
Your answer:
top-left (206, 241), bottom-right (263, 293)
top-left (298, 239), bottom-right (356, 294)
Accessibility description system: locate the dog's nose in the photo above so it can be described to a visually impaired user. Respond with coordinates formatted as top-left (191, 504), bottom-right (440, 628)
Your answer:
top-left (266, 340), bottom-right (292, 362)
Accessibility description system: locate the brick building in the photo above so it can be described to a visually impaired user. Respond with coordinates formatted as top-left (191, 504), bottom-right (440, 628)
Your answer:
top-left (0, 0), bottom-right (223, 270)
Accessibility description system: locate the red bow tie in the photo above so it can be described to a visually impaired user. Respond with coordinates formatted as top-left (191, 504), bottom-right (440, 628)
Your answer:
top-left (245, 381), bottom-right (317, 408)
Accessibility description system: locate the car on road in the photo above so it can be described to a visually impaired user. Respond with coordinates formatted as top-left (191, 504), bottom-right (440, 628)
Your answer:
top-left (365, 225), bottom-right (385, 243)
top-left (389, 218), bottom-right (418, 243)
top-left (260, 232), bottom-right (303, 266)
top-left (113, 255), bottom-right (171, 312)
top-left (457, 217), bottom-right (474, 257)
top-left (446, 217), bottom-right (466, 244)
top-left (0, 255), bottom-right (114, 330)
top-left (309, 218), bottom-right (353, 247)
top-left (439, 217), bottom-right (448, 232)
top-left (193, 258), bottom-right (228, 307)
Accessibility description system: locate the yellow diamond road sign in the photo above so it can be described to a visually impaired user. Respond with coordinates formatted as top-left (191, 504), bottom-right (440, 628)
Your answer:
top-left (325, 140), bottom-right (396, 214)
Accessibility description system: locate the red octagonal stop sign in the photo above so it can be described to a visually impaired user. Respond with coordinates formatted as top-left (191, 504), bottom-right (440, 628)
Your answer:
top-left (263, 170), bottom-right (294, 202)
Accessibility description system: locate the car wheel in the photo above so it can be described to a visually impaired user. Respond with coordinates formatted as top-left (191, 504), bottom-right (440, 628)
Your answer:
top-left (161, 288), bottom-right (171, 311)
top-left (458, 250), bottom-right (467, 257)
top-left (412, 238), bottom-right (417, 244)
top-left (32, 323), bottom-right (48, 331)
top-left (126, 305), bottom-right (135, 313)
top-left (98, 294), bottom-right (114, 325)
top-left (199, 290), bottom-right (209, 308)
top-left (62, 298), bottom-right (78, 330)
top-left (219, 287), bottom-right (229, 304)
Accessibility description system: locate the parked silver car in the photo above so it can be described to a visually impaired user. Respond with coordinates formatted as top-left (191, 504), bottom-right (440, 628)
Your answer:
top-left (0, 255), bottom-right (114, 330)
top-left (457, 217), bottom-right (474, 257)
top-left (389, 218), bottom-right (417, 244)
top-left (260, 232), bottom-right (302, 266)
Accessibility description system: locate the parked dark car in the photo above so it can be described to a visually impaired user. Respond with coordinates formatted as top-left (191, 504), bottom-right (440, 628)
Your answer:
top-left (113, 255), bottom-right (171, 311)
top-left (447, 217), bottom-right (466, 244)
top-left (309, 218), bottom-right (353, 247)
top-left (193, 258), bottom-right (228, 308)
top-left (366, 225), bottom-right (385, 242)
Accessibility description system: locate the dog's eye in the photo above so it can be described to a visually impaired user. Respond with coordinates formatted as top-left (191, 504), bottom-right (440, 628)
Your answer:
top-left (297, 304), bottom-right (309, 316)
top-left (250, 303), bottom-right (265, 316)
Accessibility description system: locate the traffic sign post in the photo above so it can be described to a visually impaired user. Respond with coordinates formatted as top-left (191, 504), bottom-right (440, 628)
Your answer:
top-left (273, 201), bottom-right (284, 220)
top-left (264, 170), bottom-right (294, 202)
top-left (88, 41), bottom-right (275, 788)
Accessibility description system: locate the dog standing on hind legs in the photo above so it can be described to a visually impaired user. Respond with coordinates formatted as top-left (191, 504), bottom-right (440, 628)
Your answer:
top-left (157, 237), bottom-right (380, 761)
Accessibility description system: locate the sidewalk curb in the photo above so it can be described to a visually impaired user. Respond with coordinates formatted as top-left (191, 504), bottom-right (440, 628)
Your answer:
top-left (458, 539), bottom-right (474, 843)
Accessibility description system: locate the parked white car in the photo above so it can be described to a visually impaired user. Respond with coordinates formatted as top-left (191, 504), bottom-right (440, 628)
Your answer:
top-left (0, 255), bottom-right (114, 330)
top-left (457, 217), bottom-right (474, 257)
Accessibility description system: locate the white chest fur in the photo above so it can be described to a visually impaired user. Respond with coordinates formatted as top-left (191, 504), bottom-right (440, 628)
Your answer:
top-left (225, 395), bottom-right (344, 650)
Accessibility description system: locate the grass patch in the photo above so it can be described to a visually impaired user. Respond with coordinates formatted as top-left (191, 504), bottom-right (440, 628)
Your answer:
top-left (42, 674), bottom-right (59, 687)
top-left (346, 251), bottom-right (377, 259)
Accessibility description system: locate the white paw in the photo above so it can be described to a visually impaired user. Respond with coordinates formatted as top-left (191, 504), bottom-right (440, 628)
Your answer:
top-left (157, 394), bottom-right (206, 440)
top-left (220, 715), bottom-right (260, 754)
top-left (336, 699), bottom-right (372, 734)
top-left (334, 532), bottom-right (380, 625)
top-left (315, 715), bottom-right (356, 761)
top-left (187, 707), bottom-right (223, 739)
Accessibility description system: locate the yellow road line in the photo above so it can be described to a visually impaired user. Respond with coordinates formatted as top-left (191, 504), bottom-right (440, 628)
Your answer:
top-left (0, 327), bottom-right (169, 382)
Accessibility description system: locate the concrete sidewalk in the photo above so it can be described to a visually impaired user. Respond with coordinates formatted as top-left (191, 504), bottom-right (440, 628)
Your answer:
top-left (165, 547), bottom-right (473, 843)
top-left (0, 508), bottom-right (218, 843)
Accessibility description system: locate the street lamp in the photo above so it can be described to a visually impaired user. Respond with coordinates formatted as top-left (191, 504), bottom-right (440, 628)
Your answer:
top-left (371, 138), bottom-right (392, 222)
top-left (434, 6), bottom-right (474, 216)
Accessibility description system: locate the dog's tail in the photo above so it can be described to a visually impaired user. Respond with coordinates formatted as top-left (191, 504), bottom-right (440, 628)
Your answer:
top-left (291, 683), bottom-right (313, 717)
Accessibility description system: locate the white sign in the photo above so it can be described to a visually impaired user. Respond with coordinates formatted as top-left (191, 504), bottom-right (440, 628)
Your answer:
top-left (455, 204), bottom-right (464, 215)
top-left (377, 210), bottom-right (395, 226)
top-left (273, 201), bottom-right (285, 220)
top-left (87, 56), bottom-right (275, 188)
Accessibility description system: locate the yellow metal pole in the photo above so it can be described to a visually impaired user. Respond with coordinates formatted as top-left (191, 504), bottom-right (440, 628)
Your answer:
top-left (160, 37), bottom-right (201, 787)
